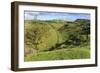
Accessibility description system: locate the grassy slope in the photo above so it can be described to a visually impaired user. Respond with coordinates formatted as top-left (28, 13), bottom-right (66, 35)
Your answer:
top-left (25, 45), bottom-right (90, 61)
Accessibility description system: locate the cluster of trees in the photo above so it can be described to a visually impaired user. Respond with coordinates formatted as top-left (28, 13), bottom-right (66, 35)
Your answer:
top-left (24, 19), bottom-right (90, 55)
top-left (58, 19), bottom-right (90, 46)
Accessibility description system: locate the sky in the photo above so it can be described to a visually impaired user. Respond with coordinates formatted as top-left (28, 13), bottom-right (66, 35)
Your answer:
top-left (24, 11), bottom-right (90, 21)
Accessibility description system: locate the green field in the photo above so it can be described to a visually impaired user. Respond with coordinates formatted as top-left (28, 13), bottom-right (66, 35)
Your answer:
top-left (25, 45), bottom-right (90, 61)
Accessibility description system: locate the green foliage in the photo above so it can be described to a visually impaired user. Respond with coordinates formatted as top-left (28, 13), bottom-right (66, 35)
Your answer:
top-left (24, 19), bottom-right (90, 61)
top-left (75, 19), bottom-right (90, 41)
top-left (58, 19), bottom-right (90, 46)
top-left (25, 21), bottom-right (58, 52)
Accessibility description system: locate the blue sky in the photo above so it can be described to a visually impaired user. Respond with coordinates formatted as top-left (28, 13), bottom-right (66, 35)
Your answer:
top-left (24, 11), bottom-right (90, 21)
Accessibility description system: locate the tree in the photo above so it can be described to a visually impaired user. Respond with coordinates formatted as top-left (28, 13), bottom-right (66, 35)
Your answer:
top-left (75, 19), bottom-right (90, 41)
top-left (58, 19), bottom-right (90, 46)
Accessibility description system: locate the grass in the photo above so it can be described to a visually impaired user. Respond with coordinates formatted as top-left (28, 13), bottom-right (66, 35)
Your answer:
top-left (24, 45), bottom-right (90, 61)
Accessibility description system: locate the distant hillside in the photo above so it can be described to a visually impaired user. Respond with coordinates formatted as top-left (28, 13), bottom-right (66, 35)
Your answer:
top-left (74, 19), bottom-right (90, 23)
